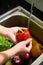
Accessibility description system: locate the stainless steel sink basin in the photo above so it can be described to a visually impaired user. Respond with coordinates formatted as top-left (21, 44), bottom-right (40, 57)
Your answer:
top-left (0, 6), bottom-right (43, 44)
top-left (0, 6), bottom-right (43, 65)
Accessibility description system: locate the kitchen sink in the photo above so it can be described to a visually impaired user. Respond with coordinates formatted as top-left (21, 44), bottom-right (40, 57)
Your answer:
top-left (0, 6), bottom-right (43, 44)
top-left (0, 6), bottom-right (43, 65)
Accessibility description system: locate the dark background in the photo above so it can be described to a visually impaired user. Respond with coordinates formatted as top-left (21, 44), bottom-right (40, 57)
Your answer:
top-left (0, 0), bottom-right (43, 21)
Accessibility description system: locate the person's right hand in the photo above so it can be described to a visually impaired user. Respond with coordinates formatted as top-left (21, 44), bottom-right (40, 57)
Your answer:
top-left (14, 38), bottom-right (32, 55)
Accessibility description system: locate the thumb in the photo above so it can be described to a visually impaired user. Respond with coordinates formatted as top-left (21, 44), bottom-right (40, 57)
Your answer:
top-left (27, 41), bottom-right (32, 52)
top-left (25, 38), bottom-right (32, 52)
top-left (25, 38), bottom-right (32, 45)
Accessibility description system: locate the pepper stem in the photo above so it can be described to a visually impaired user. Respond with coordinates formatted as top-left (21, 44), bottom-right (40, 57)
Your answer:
top-left (18, 29), bottom-right (24, 33)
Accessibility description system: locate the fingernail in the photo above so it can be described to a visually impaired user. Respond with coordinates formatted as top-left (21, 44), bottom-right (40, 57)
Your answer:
top-left (28, 38), bottom-right (32, 41)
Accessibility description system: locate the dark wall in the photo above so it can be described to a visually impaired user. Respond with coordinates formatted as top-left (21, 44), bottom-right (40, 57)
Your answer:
top-left (0, 0), bottom-right (43, 21)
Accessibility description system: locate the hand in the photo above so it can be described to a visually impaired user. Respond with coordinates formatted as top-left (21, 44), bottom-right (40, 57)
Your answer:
top-left (14, 38), bottom-right (32, 55)
top-left (0, 38), bottom-right (32, 65)
top-left (0, 25), bottom-right (27, 43)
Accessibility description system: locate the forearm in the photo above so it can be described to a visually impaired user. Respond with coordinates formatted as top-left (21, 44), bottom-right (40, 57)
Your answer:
top-left (0, 45), bottom-right (19, 65)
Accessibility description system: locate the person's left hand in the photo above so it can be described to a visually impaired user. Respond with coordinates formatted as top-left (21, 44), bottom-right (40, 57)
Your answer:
top-left (3, 26), bottom-right (27, 43)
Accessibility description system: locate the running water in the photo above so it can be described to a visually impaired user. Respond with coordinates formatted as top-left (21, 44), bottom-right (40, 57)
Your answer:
top-left (28, 0), bottom-right (34, 28)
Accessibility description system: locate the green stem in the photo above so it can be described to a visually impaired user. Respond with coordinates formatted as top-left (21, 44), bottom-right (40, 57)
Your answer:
top-left (18, 29), bottom-right (24, 33)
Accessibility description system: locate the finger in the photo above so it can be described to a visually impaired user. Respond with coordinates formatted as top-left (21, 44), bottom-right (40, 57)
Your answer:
top-left (11, 27), bottom-right (19, 34)
top-left (11, 27), bottom-right (28, 35)
top-left (25, 38), bottom-right (32, 45)
top-left (19, 27), bottom-right (28, 30)
top-left (18, 38), bottom-right (32, 44)
top-left (26, 41), bottom-right (32, 53)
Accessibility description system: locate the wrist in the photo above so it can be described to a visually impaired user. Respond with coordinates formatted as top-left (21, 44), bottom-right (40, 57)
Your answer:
top-left (1, 45), bottom-right (20, 59)
top-left (0, 25), bottom-right (8, 36)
